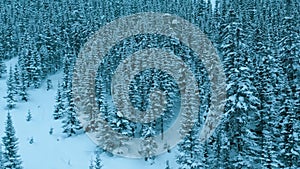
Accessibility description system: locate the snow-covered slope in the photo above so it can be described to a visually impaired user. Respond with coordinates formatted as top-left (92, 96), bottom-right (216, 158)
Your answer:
top-left (0, 58), bottom-right (178, 169)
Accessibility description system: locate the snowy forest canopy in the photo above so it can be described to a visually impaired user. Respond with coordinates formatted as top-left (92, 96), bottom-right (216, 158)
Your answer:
top-left (0, 0), bottom-right (299, 168)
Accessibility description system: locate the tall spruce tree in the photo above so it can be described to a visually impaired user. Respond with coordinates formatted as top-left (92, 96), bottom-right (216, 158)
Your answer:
top-left (5, 66), bottom-right (16, 109)
top-left (0, 58), bottom-right (6, 78)
top-left (176, 128), bottom-right (206, 169)
top-left (93, 151), bottom-right (103, 169)
top-left (165, 160), bottom-right (171, 169)
top-left (252, 3), bottom-right (283, 167)
top-left (18, 71), bottom-right (28, 102)
top-left (89, 150), bottom-right (103, 169)
top-left (53, 83), bottom-right (65, 120)
top-left (220, 7), bottom-right (261, 168)
top-left (2, 112), bottom-right (22, 169)
top-left (62, 89), bottom-right (82, 137)
top-left (13, 65), bottom-right (20, 97)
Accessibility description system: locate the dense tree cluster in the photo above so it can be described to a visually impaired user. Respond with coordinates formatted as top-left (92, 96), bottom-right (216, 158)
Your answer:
top-left (0, 0), bottom-right (298, 168)
top-left (208, 0), bottom-right (300, 168)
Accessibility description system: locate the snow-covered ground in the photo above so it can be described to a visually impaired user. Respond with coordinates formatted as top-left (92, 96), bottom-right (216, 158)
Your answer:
top-left (0, 58), bottom-right (178, 169)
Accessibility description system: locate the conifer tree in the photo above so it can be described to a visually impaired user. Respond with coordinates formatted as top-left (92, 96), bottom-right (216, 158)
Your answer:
top-left (165, 160), bottom-right (171, 169)
top-left (53, 83), bottom-right (65, 120)
top-left (46, 79), bottom-right (53, 91)
top-left (2, 112), bottom-right (23, 169)
top-left (31, 51), bottom-right (42, 89)
top-left (5, 66), bottom-right (16, 109)
top-left (18, 71), bottom-right (28, 102)
top-left (0, 0), bottom-right (298, 168)
top-left (62, 89), bottom-right (82, 137)
top-left (139, 137), bottom-right (158, 162)
top-left (0, 58), bottom-right (6, 78)
top-left (13, 65), bottom-right (20, 96)
top-left (93, 151), bottom-right (103, 169)
top-left (252, 5), bottom-right (283, 167)
top-left (205, 127), bottom-right (225, 168)
top-left (26, 109), bottom-right (32, 122)
top-left (89, 150), bottom-right (103, 169)
top-left (176, 128), bottom-right (205, 169)
top-left (220, 7), bottom-right (261, 168)
top-left (89, 159), bottom-right (94, 169)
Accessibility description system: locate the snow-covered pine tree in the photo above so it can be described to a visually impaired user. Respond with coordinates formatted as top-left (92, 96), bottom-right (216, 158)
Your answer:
top-left (257, 41), bottom-right (281, 169)
top-left (82, 67), bottom-right (101, 132)
top-left (211, 0), bottom-right (221, 44)
top-left (62, 88), bottom-right (82, 137)
top-left (17, 44), bottom-right (30, 89)
top-left (205, 126), bottom-right (225, 168)
top-left (0, 58), bottom-right (6, 78)
top-left (53, 83), bottom-right (65, 120)
top-left (176, 92), bottom-right (206, 169)
top-left (89, 159), bottom-right (94, 169)
top-left (13, 65), bottom-right (20, 97)
top-left (26, 109), bottom-right (32, 122)
top-left (262, 1), bottom-right (294, 168)
top-left (176, 128), bottom-right (206, 169)
top-left (60, 47), bottom-right (76, 125)
top-left (111, 111), bottom-right (134, 137)
top-left (5, 66), bottom-right (17, 109)
top-left (278, 83), bottom-right (297, 168)
top-left (136, 71), bottom-right (162, 161)
top-left (1, 3), bottom-right (17, 61)
top-left (18, 71), bottom-right (28, 102)
top-left (46, 79), bottom-right (53, 91)
top-left (165, 160), bottom-right (171, 169)
top-left (0, 0), bottom-right (297, 168)
top-left (61, 44), bottom-right (75, 95)
top-left (139, 136), bottom-right (158, 162)
top-left (96, 118), bottom-right (119, 154)
top-left (220, 7), bottom-right (261, 168)
top-left (138, 90), bottom-right (159, 161)
top-left (93, 151), bottom-right (103, 169)
top-left (2, 112), bottom-right (22, 169)
top-left (252, 3), bottom-right (283, 167)
top-left (89, 150), bottom-right (103, 169)
top-left (31, 48), bottom-right (42, 89)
